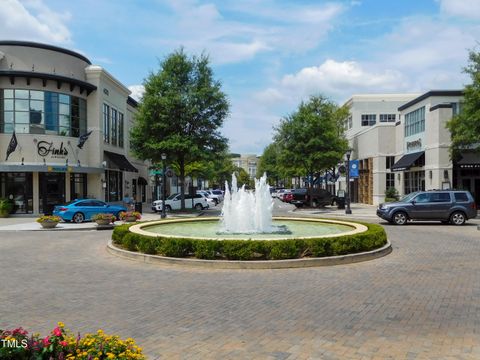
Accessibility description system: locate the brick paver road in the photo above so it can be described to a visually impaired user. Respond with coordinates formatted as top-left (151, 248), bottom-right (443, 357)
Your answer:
top-left (1, 217), bottom-right (480, 359)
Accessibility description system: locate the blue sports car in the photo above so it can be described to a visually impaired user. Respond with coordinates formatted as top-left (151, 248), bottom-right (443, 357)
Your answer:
top-left (53, 199), bottom-right (127, 223)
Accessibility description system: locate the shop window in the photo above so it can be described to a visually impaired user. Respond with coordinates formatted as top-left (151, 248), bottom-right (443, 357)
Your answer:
top-left (105, 170), bottom-right (123, 202)
top-left (0, 89), bottom-right (86, 137)
top-left (404, 107), bottom-right (425, 137)
top-left (361, 114), bottom-right (376, 126)
top-left (386, 156), bottom-right (395, 169)
top-left (70, 173), bottom-right (87, 200)
top-left (404, 171), bottom-right (425, 194)
top-left (386, 173), bottom-right (395, 189)
top-left (0, 172), bottom-right (33, 214)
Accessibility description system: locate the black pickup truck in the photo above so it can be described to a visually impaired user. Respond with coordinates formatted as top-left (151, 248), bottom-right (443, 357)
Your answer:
top-left (291, 188), bottom-right (334, 208)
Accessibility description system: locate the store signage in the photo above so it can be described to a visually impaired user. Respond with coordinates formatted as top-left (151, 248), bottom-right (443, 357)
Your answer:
top-left (406, 138), bottom-right (422, 152)
top-left (37, 141), bottom-right (68, 158)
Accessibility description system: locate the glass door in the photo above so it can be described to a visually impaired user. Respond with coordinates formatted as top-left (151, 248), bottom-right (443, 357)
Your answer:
top-left (39, 173), bottom-right (66, 215)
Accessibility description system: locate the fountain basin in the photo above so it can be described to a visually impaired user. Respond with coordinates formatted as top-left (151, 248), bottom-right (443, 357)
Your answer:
top-left (132, 217), bottom-right (367, 240)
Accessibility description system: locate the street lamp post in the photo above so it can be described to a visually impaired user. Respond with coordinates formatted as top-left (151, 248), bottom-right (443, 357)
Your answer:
top-left (161, 153), bottom-right (167, 219)
top-left (345, 149), bottom-right (352, 215)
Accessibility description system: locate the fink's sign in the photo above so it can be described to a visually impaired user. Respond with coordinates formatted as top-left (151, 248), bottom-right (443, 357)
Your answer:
top-left (37, 141), bottom-right (69, 158)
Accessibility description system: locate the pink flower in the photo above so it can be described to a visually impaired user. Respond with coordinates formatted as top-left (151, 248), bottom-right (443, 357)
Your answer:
top-left (43, 336), bottom-right (50, 346)
top-left (60, 340), bottom-right (68, 346)
top-left (53, 327), bottom-right (62, 337)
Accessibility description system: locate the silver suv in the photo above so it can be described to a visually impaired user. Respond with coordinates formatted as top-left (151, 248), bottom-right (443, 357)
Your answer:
top-left (377, 190), bottom-right (477, 225)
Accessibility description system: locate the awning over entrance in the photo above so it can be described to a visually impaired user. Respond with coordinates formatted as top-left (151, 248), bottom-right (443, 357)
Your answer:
top-left (104, 151), bottom-right (138, 172)
top-left (138, 176), bottom-right (148, 185)
top-left (391, 151), bottom-right (425, 172)
top-left (456, 152), bottom-right (480, 168)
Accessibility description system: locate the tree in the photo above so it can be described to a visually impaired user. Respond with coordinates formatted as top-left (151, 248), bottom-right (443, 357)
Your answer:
top-left (257, 143), bottom-right (281, 185)
top-left (447, 49), bottom-right (480, 158)
top-left (274, 95), bottom-right (349, 202)
top-left (130, 48), bottom-right (229, 209)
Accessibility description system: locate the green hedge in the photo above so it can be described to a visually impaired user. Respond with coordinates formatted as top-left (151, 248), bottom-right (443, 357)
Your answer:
top-left (111, 221), bottom-right (387, 261)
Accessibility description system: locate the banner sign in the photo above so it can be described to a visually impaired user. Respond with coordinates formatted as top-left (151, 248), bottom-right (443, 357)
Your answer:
top-left (349, 160), bottom-right (359, 178)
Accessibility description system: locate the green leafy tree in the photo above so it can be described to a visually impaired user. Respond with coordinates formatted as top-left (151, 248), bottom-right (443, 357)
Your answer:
top-left (130, 48), bottom-right (229, 209)
top-left (274, 95), bottom-right (349, 202)
top-left (447, 49), bottom-right (480, 157)
top-left (257, 143), bottom-right (281, 185)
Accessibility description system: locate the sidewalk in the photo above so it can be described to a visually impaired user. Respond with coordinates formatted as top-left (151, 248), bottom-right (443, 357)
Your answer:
top-left (291, 203), bottom-right (379, 218)
top-left (0, 212), bottom-right (203, 231)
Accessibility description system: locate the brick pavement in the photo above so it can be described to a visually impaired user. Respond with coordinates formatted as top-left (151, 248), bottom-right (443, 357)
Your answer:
top-left (0, 217), bottom-right (480, 359)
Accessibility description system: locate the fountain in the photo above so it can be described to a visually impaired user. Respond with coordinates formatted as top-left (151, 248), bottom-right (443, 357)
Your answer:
top-left (221, 173), bottom-right (280, 234)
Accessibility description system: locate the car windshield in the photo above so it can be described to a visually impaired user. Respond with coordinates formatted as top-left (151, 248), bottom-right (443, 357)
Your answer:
top-left (400, 192), bottom-right (419, 202)
top-left (167, 194), bottom-right (178, 200)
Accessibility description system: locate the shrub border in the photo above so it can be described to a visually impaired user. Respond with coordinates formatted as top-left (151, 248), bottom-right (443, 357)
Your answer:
top-left (108, 217), bottom-right (390, 269)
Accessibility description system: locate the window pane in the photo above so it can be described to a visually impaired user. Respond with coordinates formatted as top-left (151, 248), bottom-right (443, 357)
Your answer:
top-left (15, 99), bottom-right (29, 111)
top-left (4, 111), bottom-right (14, 124)
top-left (59, 103), bottom-right (70, 115)
top-left (71, 127), bottom-right (80, 137)
top-left (14, 89), bottom-right (29, 99)
top-left (15, 124), bottom-right (29, 133)
top-left (4, 89), bottom-right (14, 98)
top-left (4, 99), bottom-right (13, 111)
top-left (30, 100), bottom-right (44, 112)
top-left (16, 112), bottom-right (29, 123)
top-left (29, 110), bottom-right (43, 125)
top-left (30, 91), bottom-right (44, 101)
top-left (59, 127), bottom-right (70, 136)
top-left (59, 94), bottom-right (70, 104)
top-left (45, 113), bottom-right (57, 131)
top-left (59, 114), bottom-right (70, 127)
top-left (4, 123), bottom-right (14, 133)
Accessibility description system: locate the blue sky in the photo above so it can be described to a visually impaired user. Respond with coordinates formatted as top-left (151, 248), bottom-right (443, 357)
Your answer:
top-left (1, 0), bottom-right (479, 154)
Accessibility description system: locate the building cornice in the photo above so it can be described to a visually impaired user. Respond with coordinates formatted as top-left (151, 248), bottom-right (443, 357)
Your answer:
top-left (0, 40), bottom-right (91, 64)
top-left (398, 90), bottom-right (463, 111)
top-left (0, 70), bottom-right (97, 95)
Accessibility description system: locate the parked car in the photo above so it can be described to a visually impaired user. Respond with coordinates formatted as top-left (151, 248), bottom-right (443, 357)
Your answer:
top-left (279, 190), bottom-right (293, 202)
top-left (152, 193), bottom-right (210, 212)
top-left (291, 188), bottom-right (334, 208)
top-left (376, 190), bottom-right (477, 225)
top-left (196, 191), bottom-right (216, 207)
top-left (53, 199), bottom-right (127, 223)
top-left (197, 189), bottom-right (224, 205)
top-left (272, 188), bottom-right (286, 198)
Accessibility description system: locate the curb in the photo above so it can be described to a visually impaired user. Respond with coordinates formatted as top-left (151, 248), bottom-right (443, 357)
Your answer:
top-left (106, 240), bottom-right (392, 270)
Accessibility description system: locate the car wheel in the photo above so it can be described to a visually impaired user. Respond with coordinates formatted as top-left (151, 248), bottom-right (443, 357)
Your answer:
top-left (450, 211), bottom-right (466, 225)
top-left (312, 200), bottom-right (318, 207)
top-left (392, 211), bottom-right (408, 225)
top-left (331, 200), bottom-right (337, 206)
top-left (165, 205), bottom-right (172, 212)
top-left (214, 199), bottom-right (219, 206)
top-left (72, 212), bottom-right (85, 223)
top-left (195, 203), bottom-right (203, 210)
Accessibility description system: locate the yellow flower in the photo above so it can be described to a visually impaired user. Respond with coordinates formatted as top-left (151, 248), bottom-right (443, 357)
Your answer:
top-left (58, 322), bottom-right (65, 328)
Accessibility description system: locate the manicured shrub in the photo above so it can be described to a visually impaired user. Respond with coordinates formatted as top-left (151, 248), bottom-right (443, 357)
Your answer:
top-left (111, 221), bottom-right (388, 260)
top-left (137, 237), bottom-right (162, 255)
top-left (158, 238), bottom-right (193, 257)
top-left (193, 240), bottom-right (221, 259)
top-left (112, 223), bottom-right (133, 244)
top-left (266, 240), bottom-right (304, 260)
top-left (123, 232), bottom-right (142, 251)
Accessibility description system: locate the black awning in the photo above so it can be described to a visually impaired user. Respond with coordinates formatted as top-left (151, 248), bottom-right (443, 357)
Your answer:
top-left (456, 152), bottom-right (480, 168)
top-left (104, 151), bottom-right (138, 172)
top-left (391, 151), bottom-right (424, 172)
top-left (138, 176), bottom-right (148, 185)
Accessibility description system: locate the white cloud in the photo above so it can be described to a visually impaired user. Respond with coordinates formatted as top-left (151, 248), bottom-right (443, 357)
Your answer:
top-left (148, 0), bottom-right (346, 65)
top-left (257, 59), bottom-right (407, 106)
top-left (0, 0), bottom-right (71, 44)
top-left (128, 85), bottom-right (145, 102)
top-left (438, 0), bottom-right (480, 19)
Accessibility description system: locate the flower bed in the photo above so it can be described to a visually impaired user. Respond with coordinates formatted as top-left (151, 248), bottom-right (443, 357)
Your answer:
top-left (119, 211), bottom-right (141, 222)
top-left (112, 221), bottom-right (387, 260)
top-left (0, 323), bottom-right (145, 359)
top-left (36, 215), bottom-right (62, 223)
top-left (92, 213), bottom-right (117, 224)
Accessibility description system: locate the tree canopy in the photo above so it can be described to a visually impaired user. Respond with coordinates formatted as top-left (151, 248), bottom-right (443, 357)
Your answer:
top-left (273, 95), bottom-right (349, 183)
top-left (447, 50), bottom-right (480, 158)
top-left (130, 48), bottom-right (229, 208)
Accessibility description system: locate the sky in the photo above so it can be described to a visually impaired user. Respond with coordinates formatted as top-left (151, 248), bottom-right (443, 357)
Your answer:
top-left (1, 0), bottom-right (479, 155)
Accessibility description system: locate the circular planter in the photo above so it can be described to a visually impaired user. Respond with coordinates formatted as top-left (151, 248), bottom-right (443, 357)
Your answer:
top-left (40, 221), bottom-right (59, 229)
top-left (95, 219), bottom-right (112, 226)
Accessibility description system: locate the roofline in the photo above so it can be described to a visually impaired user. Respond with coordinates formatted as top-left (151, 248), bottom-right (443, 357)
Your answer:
top-left (398, 90), bottom-right (464, 111)
top-left (127, 96), bottom-right (138, 108)
top-left (0, 70), bottom-right (97, 95)
top-left (0, 40), bottom-right (91, 65)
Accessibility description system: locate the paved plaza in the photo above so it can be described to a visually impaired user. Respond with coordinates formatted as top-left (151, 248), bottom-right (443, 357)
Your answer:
top-left (1, 210), bottom-right (480, 359)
